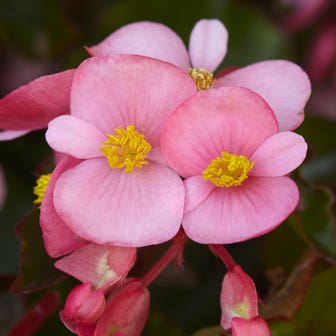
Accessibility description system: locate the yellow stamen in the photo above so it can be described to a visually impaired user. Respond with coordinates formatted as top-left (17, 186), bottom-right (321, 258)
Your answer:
top-left (203, 152), bottom-right (254, 188)
top-left (33, 173), bottom-right (52, 206)
top-left (100, 125), bottom-right (151, 173)
top-left (188, 68), bottom-right (215, 90)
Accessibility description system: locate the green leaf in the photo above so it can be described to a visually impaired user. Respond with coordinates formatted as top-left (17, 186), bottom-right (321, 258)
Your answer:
top-left (11, 208), bottom-right (67, 294)
top-left (296, 187), bottom-right (336, 259)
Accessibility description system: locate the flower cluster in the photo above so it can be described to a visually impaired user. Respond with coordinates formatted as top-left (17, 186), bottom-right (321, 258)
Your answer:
top-left (1, 19), bottom-right (311, 335)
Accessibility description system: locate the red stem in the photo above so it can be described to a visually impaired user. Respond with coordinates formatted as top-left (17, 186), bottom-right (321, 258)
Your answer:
top-left (208, 244), bottom-right (236, 270)
top-left (141, 230), bottom-right (187, 287)
top-left (8, 291), bottom-right (61, 336)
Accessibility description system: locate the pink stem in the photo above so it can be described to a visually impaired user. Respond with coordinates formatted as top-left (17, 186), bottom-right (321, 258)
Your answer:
top-left (208, 244), bottom-right (236, 270)
top-left (141, 230), bottom-right (187, 287)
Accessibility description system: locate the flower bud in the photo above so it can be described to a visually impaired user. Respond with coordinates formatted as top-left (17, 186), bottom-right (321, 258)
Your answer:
top-left (94, 280), bottom-right (150, 336)
top-left (220, 265), bottom-right (258, 330)
top-left (60, 283), bottom-right (105, 332)
top-left (231, 316), bottom-right (271, 336)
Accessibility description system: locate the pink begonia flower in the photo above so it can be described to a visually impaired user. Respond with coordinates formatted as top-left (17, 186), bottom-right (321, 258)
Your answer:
top-left (161, 87), bottom-right (307, 244)
top-left (60, 283), bottom-right (105, 334)
top-left (231, 317), bottom-right (271, 336)
top-left (94, 280), bottom-right (150, 336)
top-left (55, 244), bottom-right (137, 291)
top-left (0, 165), bottom-right (6, 210)
top-left (46, 55), bottom-right (197, 247)
top-left (89, 19), bottom-right (311, 131)
top-left (220, 265), bottom-right (258, 330)
top-left (0, 69), bottom-right (75, 136)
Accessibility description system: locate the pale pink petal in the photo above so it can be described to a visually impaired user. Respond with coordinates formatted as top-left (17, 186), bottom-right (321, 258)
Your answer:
top-left (71, 55), bottom-right (196, 147)
top-left (55, 244), bottom-right (136, 290)
top-left (231, 317), bottom-right (271, 336)
top-left (184, 176), bottom-right (215, 213)
top-left (0, 165), bottom-right (6, 209)
top-left (46, 115), bottom-right (106, 159)
top-left (0, 130), bottom-right (30, 141)
top-left (161, 87), bottom-right (278, 178)
top-left (215, 60), bottom-right (311, 131)
top-left (53, 158), bottom-right (184, 247)
top-left (0, 69), bottom-right (74, 130)
top-left (189, 19), bottom-right (228, 73)
top-left (221, 265), bottom-right (258, 330)
top-left (88, 21), bottom-right (190, 70)
top-left (40, 156), bottom-right (87, 258)
top-left (250, 132), bottom-right (307, 177)
top-left (182, 176), bottom-right (299, 244)
top-left (147, 147), bottom-right (169, 166)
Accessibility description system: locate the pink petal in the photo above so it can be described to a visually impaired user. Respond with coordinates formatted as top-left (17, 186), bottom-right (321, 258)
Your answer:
top-left (55, 244), bottom-right (136, 290)
top-left (231, 317), bottom-right (271, 336)
top-left (0, 69), bottom-right (75, 130)
top-left (46, 115), bottom-right (106, 159)
top-left (189, 19), bottom-right (228, 73)
top-left (0, 165), bottom-right (6, 209)
top-left (40, 156), bottom-right (87, 258)
top-left (53, 158), bottom-right (184, 247)
top-left (182, 176), bottom-right (299, 244)
top-left (215, 60), bottom-right (311, 131)
top-left (0, 130), bottom-right (30, 141)
top-left (221, 265), bottom-right (258, 330)
top-left (184, 176), bottom-right (215, 213)
top-left (161, 87), bottom-right (278, 178)
top-left (250, 132), bottom-right (307, 177)
top-left (88, 21), bottom-right (190, 70)
top-left (71, 55), bottom-right (196, 147)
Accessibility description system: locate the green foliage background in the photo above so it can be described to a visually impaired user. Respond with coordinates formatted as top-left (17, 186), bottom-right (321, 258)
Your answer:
top-left (0, 0), bottom-right (335, 335)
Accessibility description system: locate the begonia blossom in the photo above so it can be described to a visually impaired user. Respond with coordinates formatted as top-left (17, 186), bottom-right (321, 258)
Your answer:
top-left (46, 54), bottom-right (197, 247)
top-left (89, 19), bottom-right (311, 131)
top-left (161, 86), bottom-right (307, 244)
top-left (0, 165), bottom-right (6, 210)
top-left (231, 317), bottom-right (271, 336)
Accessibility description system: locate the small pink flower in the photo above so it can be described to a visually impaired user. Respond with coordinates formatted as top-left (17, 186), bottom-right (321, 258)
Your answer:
top-left (231, 317), bottom-right (271, 336)
top-left (0, 165), bottom-right (6, 210)
top-left (46, 55), bottom-right (197, 247)
top-left (60, 283), bottom-right (105, 332)
top-left (162, 87), bottom-right (307, 243)
top-left (89, 19), bottom-right (311, 131)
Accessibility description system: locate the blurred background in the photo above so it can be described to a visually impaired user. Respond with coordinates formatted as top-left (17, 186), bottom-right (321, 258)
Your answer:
top-left (0, 0), bottom-right (335, 335)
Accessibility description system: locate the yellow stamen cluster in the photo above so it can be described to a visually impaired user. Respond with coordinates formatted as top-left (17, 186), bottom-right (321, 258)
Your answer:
top-left (100, 125), bottom-right (152, 173)
top-left (188, 68), bottom-right (215, 90)
top-left (33, 173), bottom-right (52, 206)
top-left (203, 152), bottom-right (254, 188)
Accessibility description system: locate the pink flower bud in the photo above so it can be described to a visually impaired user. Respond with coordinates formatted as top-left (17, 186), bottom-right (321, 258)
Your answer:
top-left (231, 316), bottom-right (271, 336)
top-left (60, 283), bottom-right (105, 332)
top-left (220, 265), bottom-right (258, 330)
top-left (55, 244), bottom-right (137, 291)
top-left (94, 280), bottom-right (150, 336)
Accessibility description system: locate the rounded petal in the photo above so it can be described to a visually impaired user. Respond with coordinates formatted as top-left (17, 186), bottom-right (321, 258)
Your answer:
top-left (184, 176), bottom-right (215, 213)
top-left (161, 87), bottom-right (278, 177)
top-left (88, 21), bottom-right (190, 70)
top-left (71, 55), bottom-right (196, 147)
top-left (182, 176), bottom-right (299, 244)
top-left (0, 69), bottom-right (75, 130)
top-left (53, 158), bottom-right (184, 247)
top-left (189, 19), bottom-right (228, 73)
top-left (0, 130), bottom-right (30, 141)
top-left (55, 244), bottom-right (136, 290)
top-left (46, 115), bottom-right (106, 159)
top-left (232, 317), bottom-right (271, 336)
top-left (215, 60), bottom-right (311, 131)
top-left (40, 156), bottom-right (87, 258)
top-left (250, 132), bottom-right (307, 177)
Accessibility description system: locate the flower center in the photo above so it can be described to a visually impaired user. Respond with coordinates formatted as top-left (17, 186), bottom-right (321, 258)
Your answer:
top-left (100, 125), bottom-right (152, 173)
top-left (188, 68), bottom-right (215, 90)
top-left (202, 152), bottom-right (254, 188)
top-left (33, 173), bottom-right (51, 206)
